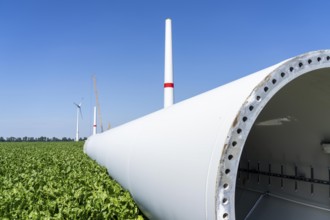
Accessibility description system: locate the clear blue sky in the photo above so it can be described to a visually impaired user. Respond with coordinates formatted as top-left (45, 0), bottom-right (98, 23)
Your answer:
top-left (1, 0), bottom-right (330, 138)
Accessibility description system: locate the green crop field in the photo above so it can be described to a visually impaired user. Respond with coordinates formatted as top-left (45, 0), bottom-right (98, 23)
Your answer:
top-left (0, 142), bottom-right (144, 219)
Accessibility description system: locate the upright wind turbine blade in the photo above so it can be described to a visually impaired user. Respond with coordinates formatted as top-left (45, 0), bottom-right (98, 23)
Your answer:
top-left (79, 107), bottom-right (83, 119)
top-left (78, 102), bottom-right (83, 119)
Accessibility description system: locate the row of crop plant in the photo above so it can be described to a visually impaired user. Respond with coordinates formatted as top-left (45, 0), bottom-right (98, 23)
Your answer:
top-left (0, 142), bottom-right (144, 219)
top-left (0, 137), bottom-right (88, 142)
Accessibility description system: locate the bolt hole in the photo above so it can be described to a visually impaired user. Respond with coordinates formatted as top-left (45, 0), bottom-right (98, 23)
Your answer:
top-left (308, 59), bottom-right (312, 64)
top-left (272, 79), bottom-right (276, 84)
top-left (327, 56), bottom-right (330, 61)
top-left (256, 96), bottom-right (261, 101)
top-left (249, 105), bottom-right (254, 111)
top-left (289, 67), bottom-right (294, 72)
top-left (225, 169), bottom-right (230, 174)
top-left (223, 183), bottom-right (229, 189)
top-left (281, 72), bottom-right (285, 77)
top-left (228, 155), bottom-right (233, 160)
top-left (223, 213), bottom-right (228, 219)
top-left (232, 141), bottom-right (237, 147)
top-left (222, 198), bottom-right (228, 204)
top-left (242, 116), bottom-right (248, 122)
top-left (237, 128), bottom-right (242, 134)
top-left (299, 62), bottom-right (303, 67)
top-left (317, 57), bottom-right (321, 62)
top-left (264, 87), bottom-right (268, 92)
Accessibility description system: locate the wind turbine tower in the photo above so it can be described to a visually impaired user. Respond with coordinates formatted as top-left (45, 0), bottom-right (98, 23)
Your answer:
top-left (74, 102), bottom-right (83, 141)
top-left (93, 76), bottom-right (104, 132)
top-left (164, 18), bottom-right (174, 108)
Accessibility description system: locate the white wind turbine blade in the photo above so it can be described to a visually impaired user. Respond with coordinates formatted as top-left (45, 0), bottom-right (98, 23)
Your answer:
top-left (79, 107), bottom-right (83, 119)
top-left (78, 101), bottom-right (83, 119)
top-left (74, 101), bottom-right (83, 117)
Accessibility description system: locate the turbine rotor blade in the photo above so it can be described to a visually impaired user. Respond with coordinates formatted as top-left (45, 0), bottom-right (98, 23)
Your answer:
top-left (79, 108), bottom-right (83, 119)
top-left (74, 99), bottom-right (83, 118)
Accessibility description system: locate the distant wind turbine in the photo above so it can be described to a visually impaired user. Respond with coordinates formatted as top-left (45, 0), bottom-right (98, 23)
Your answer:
top-left (74, 101), bottom-right (83, 142)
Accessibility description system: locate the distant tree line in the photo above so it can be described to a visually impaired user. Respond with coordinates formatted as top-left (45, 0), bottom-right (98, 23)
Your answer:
top-left (0, 137), bottom-right (87, 142)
